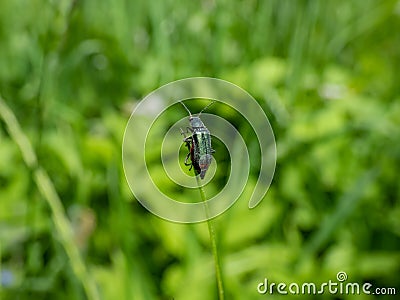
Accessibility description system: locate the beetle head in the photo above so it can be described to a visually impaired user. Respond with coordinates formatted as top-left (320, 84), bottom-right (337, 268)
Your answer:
top-left (189, 116), bottom-right (204, 128)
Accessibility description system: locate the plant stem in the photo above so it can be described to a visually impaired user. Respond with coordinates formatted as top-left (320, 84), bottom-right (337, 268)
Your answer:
top-left (195, 175), bottom-right (224, 300)
top-left (0, 244), bottom-right (2, 296)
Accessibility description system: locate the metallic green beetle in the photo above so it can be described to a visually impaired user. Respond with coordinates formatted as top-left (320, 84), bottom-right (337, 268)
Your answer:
top-left (180, 101), bottom-right (215, 179)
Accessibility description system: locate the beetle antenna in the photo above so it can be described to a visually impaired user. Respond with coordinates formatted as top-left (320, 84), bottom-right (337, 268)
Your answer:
top-left (179, 101), bottom-right (192, 116)
top-left (199, 100), bottom-right (216, 116)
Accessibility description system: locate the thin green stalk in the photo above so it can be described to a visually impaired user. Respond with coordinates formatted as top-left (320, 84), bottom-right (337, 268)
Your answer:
top-left (195, 175), bottom-right (224, 300)
top-left (0, 97), bottom-right (100, 300)
top-left (0, 244), bottom-right (2, 298)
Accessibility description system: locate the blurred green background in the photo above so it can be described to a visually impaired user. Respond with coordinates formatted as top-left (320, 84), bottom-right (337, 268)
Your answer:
top-left (1, 0), bottom-right (400, 299)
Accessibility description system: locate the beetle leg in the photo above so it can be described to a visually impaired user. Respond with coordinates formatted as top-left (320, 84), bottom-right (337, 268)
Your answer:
top-left (183, 135), bottom-right (192, 145)
top-left (184, 153), bottom-right (193, 171)
top-left (180, 128), bottom-right (194, 172)
top-left (180, 128), bottom-right (193, 142)
top-left (180, 127), bottom-right (193, 136)
top-left (180, 128), bottom-right (187, 138)
top-left (182, 138), bottom-right (192, 150)
top-left (184, 152), bottom-right (191, 165)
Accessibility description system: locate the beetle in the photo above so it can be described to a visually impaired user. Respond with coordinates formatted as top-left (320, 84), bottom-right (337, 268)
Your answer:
top-left (180, 101), bottom-right (216, 179)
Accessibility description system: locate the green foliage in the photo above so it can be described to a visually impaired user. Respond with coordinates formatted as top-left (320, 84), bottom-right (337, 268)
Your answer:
top-left (1, 0), bottom-right (400, 299)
